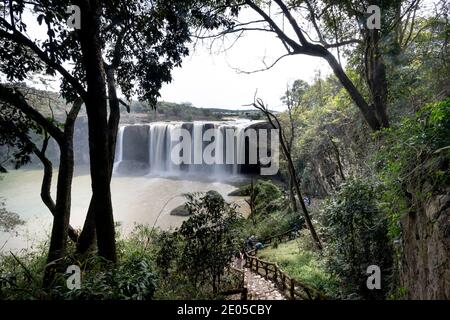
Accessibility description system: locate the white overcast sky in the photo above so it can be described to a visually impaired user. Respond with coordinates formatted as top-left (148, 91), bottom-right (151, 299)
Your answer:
top-left (160, 8), bottom-right (333, 112)
top-left (15, 6), bottom-right (358, 112)
top-left (19, 1), bottom-right (440, 112)
top-left (159, 36), bottom-right (331, 112)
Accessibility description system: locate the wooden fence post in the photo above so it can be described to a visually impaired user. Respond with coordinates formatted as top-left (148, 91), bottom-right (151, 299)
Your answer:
top-left (241, 288), bottom-right (248, 300)
top-left (290, 278), bottom-right (295, 300)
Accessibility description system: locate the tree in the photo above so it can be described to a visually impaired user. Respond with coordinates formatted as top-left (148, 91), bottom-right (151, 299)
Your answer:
top-left (178, 191), bottom-right (240, 293)
top-left (0, 84), bottom-right (82, 285)
top-left (0, 85), bottom-right (82, 241)
top-left (0, 0), bottom-right (229, 272)
top-left (251, 97), bottom-right (322, 250)
top-left (204, 0), bottom-right (427, 131)
top-left (321, 178), bottom-right (393, 299)
top-left (280, 79), bottom-right (310, 211)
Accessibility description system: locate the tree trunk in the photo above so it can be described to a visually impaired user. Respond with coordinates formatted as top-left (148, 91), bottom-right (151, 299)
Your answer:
top-left (366, 28), bottom-right (389, 128)
top-left (43, 138), bottom-right (74, 287)
top-left (322, 50), bottom-right (382, 131)
top-left (327, 134), bottom-right (346, 182)
top-left (78, 0), bottom-right (116, 262)
top-left (32, 140), bottom-right (79, 243)
top-left (289, 176), bottom-right (298, 212)
top-left (77, 65), bottom-right (121, 255)
top-left (76, 200), bottom-right (96, 253)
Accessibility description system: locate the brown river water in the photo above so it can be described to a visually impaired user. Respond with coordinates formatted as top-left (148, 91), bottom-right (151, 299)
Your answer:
top-left (0, 168), bottom-right (249, 252)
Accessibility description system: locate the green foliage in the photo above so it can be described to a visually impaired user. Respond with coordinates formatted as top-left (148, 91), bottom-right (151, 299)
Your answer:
top-left (0, 199), bottom-right (24, 232)
top-left (246, 210), bottom-right (301, 241)
top-left (230, 179), bottom-right (304, 241)
top-left (63, 254), bottom-right (156, 300)
top-left (376, 99), bottom-right (450, 238)
top-left (258, 239), bottom-right (339, 297)
top-left (177, 191), bottom-right (240, 293)
top-left (320, 178), bottom-right (393, 299)
top-left (0, 242), bottom-right (157, 300)
top-left (155, 231), bottom-right (180, 277)
top-left (230, 180), bottom-right (283, 215)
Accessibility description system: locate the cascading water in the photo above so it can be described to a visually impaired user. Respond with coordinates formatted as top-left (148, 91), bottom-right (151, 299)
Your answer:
top-left (113, 126), bottom-right (125, 174)
top-left (214, 125), bottom-right (225, 174)
top-left (149, 123), bottom-right (168, 173)
top-left (234, 125), bottom-right (246, 175)
top-left (114, 120), bottom-right (264, 177)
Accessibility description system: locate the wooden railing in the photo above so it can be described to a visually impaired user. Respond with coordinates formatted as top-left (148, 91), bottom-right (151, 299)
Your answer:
top-left (262, 228), bottom-right (298, 246)
top-left (245, 254), bottom-right (326, 300)
top-left (220, 265), bottom-right (247, 300)
top-left (247, 228), bottom-right (299, 256)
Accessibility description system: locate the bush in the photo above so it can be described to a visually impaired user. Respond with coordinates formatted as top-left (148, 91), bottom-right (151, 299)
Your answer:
top-left (253, 180), bottom-right (282, 214)
top-left (177, 191), bottom-right (240, 294)
top-left (63, 254), bottom-right (156, 300)
top-left (0, 198), bottom-right (24, 232)
top-left (258, 239), bottom-right (339, 297)
top-left (376, 98), bottom-right (450, 238)
top-left (0, 243), bottom-right (157, 300)
top-left (320, 178), bottom-right (393, 299)
top-left (243, 209), bottom-right (302, 241)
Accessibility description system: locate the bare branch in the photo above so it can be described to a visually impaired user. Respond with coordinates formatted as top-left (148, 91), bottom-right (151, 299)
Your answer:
top-left (233, 53), bottom-right (293, 74)
top-left (245, 0), bottom-right (301, 51)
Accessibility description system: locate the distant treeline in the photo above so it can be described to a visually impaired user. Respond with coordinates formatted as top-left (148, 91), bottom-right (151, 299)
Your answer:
top-left (7, 84), bottom-right (263, 123)
top-left (127, 100), bottom-right (263, 122)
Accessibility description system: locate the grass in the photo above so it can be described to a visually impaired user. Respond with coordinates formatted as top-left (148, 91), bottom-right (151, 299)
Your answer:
top-left (257, 239), bottom-right (339, 297)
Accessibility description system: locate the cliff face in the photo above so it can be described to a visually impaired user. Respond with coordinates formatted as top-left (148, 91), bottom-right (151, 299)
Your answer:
top-left (400, 189), bottom-right (450, 299)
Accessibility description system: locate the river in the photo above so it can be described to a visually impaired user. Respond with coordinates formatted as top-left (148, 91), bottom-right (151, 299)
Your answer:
top-left (0, 168), bottom-right (249, 252)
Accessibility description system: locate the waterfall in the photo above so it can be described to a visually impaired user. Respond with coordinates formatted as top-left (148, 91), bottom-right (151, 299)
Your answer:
top-left (214, 125), bottom-right (225, 175)
top-left (149, 123), bottom-right (168, 173)
top-left (112, 126), bottom-right (125, 174)
top-left (114, 120), bottom-right (264, 177)
top-left (234, 125), bottom-right (246, 175)
top-left (190, 122), bottom-right (204, 172)
top-left (167, 123), bottom-right (182, 174)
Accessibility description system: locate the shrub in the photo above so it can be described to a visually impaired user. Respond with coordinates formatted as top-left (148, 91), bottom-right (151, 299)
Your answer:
top-left (178, 191), bottom-right (240, 293)
top-left (0, 245), bottom-right (157, 300)
top-left (258, 239), bottom-right (339, 297)
top-left (0, 198), bottom-right (24, 232)
top-left (320, 178), bottom-right (393, 299)
top-left (375, 98), bottom-right (450, 238)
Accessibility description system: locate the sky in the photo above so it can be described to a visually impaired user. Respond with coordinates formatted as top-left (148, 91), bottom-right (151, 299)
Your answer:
top-left (17, 6), bottom-right (342, 112)
top-left (8, 1), bottom-right (442, 112)
top-left (159, 9), bottom-right (332, 112)
top-left (159, 36), bottom-right (331, 112)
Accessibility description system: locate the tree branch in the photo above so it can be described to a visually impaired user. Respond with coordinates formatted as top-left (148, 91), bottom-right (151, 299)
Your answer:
top-left (245, 0), bottom-right (301, 51)
top-left (0, 18), bottom-right (87, 100)
top-left (0, 84), bottom-right (64, 144)
top-left (273, 0), bottom-right (308, 46)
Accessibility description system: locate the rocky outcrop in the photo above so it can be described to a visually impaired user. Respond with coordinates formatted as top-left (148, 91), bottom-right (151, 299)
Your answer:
top-left (400, 188), bottom-right (450, 299)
